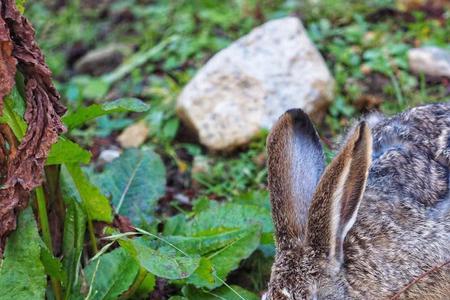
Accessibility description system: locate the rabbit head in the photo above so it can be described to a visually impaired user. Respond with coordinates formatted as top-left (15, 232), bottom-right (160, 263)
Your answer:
top-left (265, 109), bottom-right (372, 300)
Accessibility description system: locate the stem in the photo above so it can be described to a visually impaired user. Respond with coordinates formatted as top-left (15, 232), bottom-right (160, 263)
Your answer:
top-left (35, 187), bottom-right (52, 255)
top-left (44, 166), bottom-right (65, 251)
top-left (389, 259), bottom-right (450, 300)
top-left (87, 218), bottom-right (98, 254)
top-left (419, 72), bottom-right (427, 102)
top-left (119, 267), bottom-right (147, 300)
top-left (388, 70), bottom-right (404, 107)
top-left (35, 186), bottom-right (63, 300)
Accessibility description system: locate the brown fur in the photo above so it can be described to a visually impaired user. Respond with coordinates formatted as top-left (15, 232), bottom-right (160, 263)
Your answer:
top-left (266, 103), bottom-right (450, 300)
top-left (267, 109), bottom-right (325, 250)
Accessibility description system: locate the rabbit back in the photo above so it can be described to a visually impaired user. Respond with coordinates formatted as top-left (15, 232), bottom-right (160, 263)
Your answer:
top-left (345, 103), bottom-right (450, 298)
top-left (367, 102), bottom-right (450, 205)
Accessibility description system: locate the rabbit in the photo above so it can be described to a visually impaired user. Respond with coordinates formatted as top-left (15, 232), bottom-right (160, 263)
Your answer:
top-left (264, 103), bottom-right (450, 300)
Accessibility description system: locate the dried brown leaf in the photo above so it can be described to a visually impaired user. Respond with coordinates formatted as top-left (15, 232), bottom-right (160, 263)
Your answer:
top-left (0, 0), bottom-right (66, 252)
top-left (0, 9), bottom-right (16, 111)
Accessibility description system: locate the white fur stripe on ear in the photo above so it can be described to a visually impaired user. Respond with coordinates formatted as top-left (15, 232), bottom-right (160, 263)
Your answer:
top-left (329, 158), bottom-right (351, 260)
top-left (330, 123), bottom-right (372, 261)
top-left (340, 193), bottom-right (362, 246)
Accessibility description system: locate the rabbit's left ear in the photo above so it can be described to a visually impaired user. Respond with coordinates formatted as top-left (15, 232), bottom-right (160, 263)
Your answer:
top-left (267, 109), bottom-right (325, 251)
top-left (307, 122), bottom-right (372, 263)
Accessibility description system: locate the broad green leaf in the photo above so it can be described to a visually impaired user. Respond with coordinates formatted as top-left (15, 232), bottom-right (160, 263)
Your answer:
top-left (61, 163), bottom-right (113, 222)
top-left (84, 248), bottom-right (139, 300)
top-left (101, 98), bottom-right (148, 114)
top-left (188, 199), bottom-right (275, 256)
top-left (46, 137), bottom-right (92, 165)
top-left (207, 225), bottom-right (261, 287)
top-left (62, 201), bottom-right (86, 298)
top-left (165, 227), bottom-right (261, 256)
top-left (163, 203), bottom-right (268, 288)
top-left (0, 86), bottom-right (27, 140)
top-left (0, 207), bottom-right (46, 300)
top-left (185, 257), bottom-right (215, 288)
top-left (181, 285), bottom-right (259, 300)
top-left (164, 226), bottom-right (261, 288)
top-left (92, 148), bottom-right (165, 224)
top-left (121, 238), bottom-right (200, 280)
top-left (187, 203), bottom-right (273, 244)
top-left (40, 241), bottom-right (66, 284)
top-left (62, 98), bottom-right (149, 130)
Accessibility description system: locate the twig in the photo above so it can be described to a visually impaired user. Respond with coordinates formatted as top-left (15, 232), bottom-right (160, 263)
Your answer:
top-left (389, 260), bottom-right (450, 300)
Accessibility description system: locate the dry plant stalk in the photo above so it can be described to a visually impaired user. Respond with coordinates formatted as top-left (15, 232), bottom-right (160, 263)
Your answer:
top-left (389, 260), bottom-right (450, 300)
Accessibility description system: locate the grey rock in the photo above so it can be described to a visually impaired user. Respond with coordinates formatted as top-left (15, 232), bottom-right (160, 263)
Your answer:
top-left (408, 46), bottom-right (450, 78)
top-left (98, 148), bottom-right (121, 163)
top-left (176, 17), bottom-right (334, 151)
top-left (75, 44), bottom-right (129, 76)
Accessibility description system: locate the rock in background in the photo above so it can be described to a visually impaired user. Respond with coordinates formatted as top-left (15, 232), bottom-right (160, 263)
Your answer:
top-left (408, 47), bottom-right (450, 78)
top-left (176, 17), bottom-right (334, 151)
top-left (75, 44), bottom-right (129, 76)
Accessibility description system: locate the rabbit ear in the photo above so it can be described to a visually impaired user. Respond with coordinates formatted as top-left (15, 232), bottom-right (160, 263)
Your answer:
top-left (307, 122), bottom-right (372, 263)
top-left (267, 109), bottom-right (325, 250)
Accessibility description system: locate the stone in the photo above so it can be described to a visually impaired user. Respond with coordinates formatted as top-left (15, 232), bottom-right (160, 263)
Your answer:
top-left (117, 121), bottom-right (149, 148)
top-left (408, 47), bottom-right (450, 78)
top-left (176, 17), bottom-right (334, 151)
top-left (99, 148), bottom-right (121, 163)
top-left (75, 44), bottom-right (129, 76)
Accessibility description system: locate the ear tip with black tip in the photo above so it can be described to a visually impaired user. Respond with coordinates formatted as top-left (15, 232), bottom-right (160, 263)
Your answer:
top-left (352, 121), bottom-right (372, 155)
top-left (358, 120), bottom-right (372, 139)
top-left (359, 120), bottom-right (368, 130)
top-left (268, 108), bottom-right (320, 148)
top-left (285, 108), bottom-right (310, 125)
top-left (284, 108), bottom-right (319, 139)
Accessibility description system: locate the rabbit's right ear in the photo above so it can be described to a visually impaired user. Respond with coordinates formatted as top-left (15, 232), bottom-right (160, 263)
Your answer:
top-left (307, 122), bottom-right (372, 263)
top-left (267, 109), bottom-right (325, 250)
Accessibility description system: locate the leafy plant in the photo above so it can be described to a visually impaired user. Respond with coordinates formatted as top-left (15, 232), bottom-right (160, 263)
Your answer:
top-left (0, 208), bottom-right (46, 300)
top-left (91, 148), bottom-right (166, 224)
top-left (84, 248), bottom-right (140, 300)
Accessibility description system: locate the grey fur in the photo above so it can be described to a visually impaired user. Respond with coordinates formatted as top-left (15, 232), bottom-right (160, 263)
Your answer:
top-left (266, 103), bottom-right (450, 300)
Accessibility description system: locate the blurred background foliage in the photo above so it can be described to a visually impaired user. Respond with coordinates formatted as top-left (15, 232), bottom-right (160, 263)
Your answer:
top-left (21, 0), bottom-right (450, 298)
